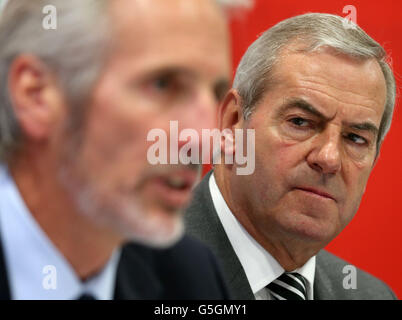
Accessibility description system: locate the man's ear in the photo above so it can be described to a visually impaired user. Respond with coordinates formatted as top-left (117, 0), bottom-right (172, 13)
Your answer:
top-left (218, 89), bottom-right (243, 132)
top-left (217, 89), bottom-right (243, 156)
top-left (8, 55), bottom-right (65, 142)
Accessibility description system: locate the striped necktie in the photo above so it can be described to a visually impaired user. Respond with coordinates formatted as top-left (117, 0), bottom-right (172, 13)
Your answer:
top-left (267, 272), bottom-right (308, 300)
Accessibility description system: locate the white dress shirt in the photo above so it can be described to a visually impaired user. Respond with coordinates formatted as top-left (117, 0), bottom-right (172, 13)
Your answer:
top-left (0, 165), bottom-right (121, 300)
top-left (209, 173), bottom-right (316, 300)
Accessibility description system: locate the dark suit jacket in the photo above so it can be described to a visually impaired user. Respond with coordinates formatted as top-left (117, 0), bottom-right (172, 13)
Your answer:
top-left (184, 171), bottom-right (397, 300)
top-left (0, 232), bottom-right (230, 300)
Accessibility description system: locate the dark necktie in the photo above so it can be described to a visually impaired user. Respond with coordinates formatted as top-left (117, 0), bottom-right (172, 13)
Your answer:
top-left (76, 293), bottom-right (97, 300)
top-left (267, 272), bottom-right (308, 300)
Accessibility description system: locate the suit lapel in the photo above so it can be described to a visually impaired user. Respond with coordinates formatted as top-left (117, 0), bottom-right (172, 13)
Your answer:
top-left (114, 243), bottom-right (163, 300)
top-left (185, 171), bottom-right (254, 300)
top-left (313, 251), bottom-right (336, 300)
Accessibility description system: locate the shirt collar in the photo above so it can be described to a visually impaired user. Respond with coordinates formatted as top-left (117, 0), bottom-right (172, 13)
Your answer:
top-left (208, 173), bottom-right (316, 298)
top-left (0, 164), bottom-right (121, 300)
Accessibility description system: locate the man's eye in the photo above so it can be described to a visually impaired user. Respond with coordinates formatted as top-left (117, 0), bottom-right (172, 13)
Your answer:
top-left (346, 133), bottom-right (367, 145)
top-left (153, 77), bottom-right (173, 90)
top-left (214, 80), bottom-right (229, 103)
top-left (289, 117), bottom-right (310, 127)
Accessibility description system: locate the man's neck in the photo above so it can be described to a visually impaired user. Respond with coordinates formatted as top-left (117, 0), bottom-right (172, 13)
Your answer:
top-left (9, 155), bottom-right (122, 281)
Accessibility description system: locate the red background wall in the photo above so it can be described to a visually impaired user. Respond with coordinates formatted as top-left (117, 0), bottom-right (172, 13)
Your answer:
top-left (225, 0), bottom-right (402, 298)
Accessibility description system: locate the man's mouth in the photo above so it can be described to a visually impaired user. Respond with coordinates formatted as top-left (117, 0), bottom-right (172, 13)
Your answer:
top-left (294, 187), bottom-right (336, 202)
top-left (148, 169), bottom-right (199, 210)
top-left (165, 176), bottom-right (191, 190)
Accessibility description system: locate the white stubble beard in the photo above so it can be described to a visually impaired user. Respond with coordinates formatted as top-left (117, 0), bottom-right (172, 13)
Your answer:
top-left (57, 151), bottom-right (185, 249)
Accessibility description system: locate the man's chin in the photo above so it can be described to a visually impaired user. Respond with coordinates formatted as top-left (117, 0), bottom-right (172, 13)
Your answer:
top-left (281, 216), bottom-right (338, 244)
top-left (124, 216), bottom-right (185, 249)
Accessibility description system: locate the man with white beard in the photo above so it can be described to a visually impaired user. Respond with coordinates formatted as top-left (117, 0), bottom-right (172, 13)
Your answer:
top-left (0, 0), bottom-right (249, 299)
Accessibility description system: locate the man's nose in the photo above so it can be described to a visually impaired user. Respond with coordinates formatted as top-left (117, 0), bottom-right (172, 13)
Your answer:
top-left (306, 127), bottom-right (342, 175)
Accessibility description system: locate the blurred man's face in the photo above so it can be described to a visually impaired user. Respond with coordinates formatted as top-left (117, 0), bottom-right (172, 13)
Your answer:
top-left (60, 0), bottom-right (231, 246)
top-left (231, 47), bottom-right (386, 247)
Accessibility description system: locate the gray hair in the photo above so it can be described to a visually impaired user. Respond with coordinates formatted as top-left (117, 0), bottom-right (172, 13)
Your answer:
top-left (0, 0), bottom-right (110, 161)
top-left (233, 13), bottom-right (396, 157)
top-left (0, 0), bottom-right (252, 162)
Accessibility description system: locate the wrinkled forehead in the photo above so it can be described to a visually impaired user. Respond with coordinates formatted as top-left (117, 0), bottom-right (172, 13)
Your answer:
top-left (270, 44), bottom-right (387, 115)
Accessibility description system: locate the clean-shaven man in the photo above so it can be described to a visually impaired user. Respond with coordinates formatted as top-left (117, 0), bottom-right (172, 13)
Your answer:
top-left (185, 13), bottom-right (397, 300)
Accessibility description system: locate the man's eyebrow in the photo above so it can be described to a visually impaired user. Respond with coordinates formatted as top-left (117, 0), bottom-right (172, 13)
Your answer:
top-left (276, 98), bottom-right (328, 119)
top-left (142, 67), bottom-right (230, 89)
top-left (346, 121), bottom-right (379, 137)
top-left (144, 66), bottom-right (197, 79)
top-left (277, 97), bottom-right (379, 136)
